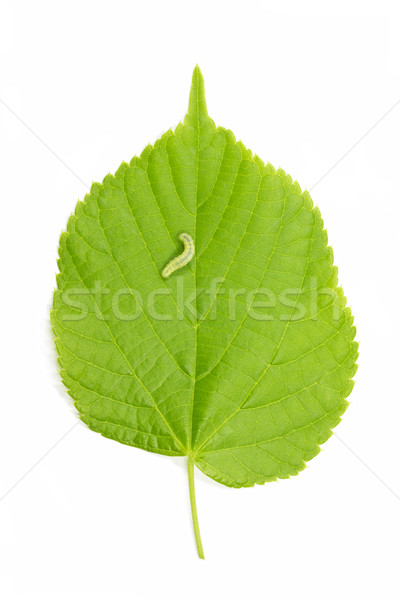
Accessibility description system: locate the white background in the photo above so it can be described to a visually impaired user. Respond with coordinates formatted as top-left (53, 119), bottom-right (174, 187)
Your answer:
top-left (1, 1), bottom-right (399, 598)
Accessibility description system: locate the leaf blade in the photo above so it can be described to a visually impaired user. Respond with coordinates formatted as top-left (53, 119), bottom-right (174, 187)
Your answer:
top-left (52, 66), bottom-right (358, 489)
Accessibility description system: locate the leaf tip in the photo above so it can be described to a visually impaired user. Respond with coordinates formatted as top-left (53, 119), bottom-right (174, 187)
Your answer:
top-left (188, 64), bottom-right (208, 122)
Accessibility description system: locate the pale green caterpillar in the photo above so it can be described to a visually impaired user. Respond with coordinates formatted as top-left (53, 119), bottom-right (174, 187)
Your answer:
top-left (162, 233), bottom-right (195, 278)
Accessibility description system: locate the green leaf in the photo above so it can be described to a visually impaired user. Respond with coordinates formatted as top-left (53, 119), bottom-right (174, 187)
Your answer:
top-left (52, 66), bottom-right (358, 558)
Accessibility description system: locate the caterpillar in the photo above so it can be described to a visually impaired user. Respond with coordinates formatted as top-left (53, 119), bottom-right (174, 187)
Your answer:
top-left (162, 233), bottom-right (195, 278)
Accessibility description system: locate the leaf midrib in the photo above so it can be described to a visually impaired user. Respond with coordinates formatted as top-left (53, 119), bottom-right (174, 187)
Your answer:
top-left (188, 69), bottom-right (200, 453)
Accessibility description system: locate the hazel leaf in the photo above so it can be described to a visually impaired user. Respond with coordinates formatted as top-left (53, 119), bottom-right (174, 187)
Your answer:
top-left (52, 66), bottom-right (358, 559)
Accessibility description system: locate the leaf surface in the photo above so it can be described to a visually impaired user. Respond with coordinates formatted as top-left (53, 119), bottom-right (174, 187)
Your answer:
top-left (52, 67), bottom-right (358, 554)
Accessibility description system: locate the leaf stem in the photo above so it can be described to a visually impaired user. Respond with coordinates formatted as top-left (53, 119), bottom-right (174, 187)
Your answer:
top-left (187, 456), bottom-right (205, 559)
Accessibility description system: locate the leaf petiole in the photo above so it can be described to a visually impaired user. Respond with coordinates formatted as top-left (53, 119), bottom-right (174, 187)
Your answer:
top-left (187, 456), bottom-right (205, 559)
